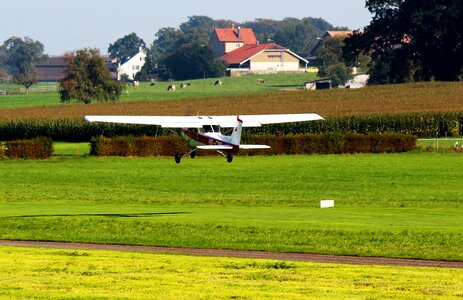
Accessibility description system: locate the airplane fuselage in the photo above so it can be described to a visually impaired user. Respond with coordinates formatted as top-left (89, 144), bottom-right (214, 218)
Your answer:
top-left (181, 128), bottom-right (240, 153)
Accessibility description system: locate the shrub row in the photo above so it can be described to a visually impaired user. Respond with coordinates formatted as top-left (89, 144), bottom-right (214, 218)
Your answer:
top-left (90, 133), bottom-right (416, 157)
top-left (245, 133), bottom-right (416, 155)
top-left (90, 135), bottom-right (189, 157)
top-left (0, 112), bottom-right (461, 142)
top-left (2, 137), bottom-right (53, 159)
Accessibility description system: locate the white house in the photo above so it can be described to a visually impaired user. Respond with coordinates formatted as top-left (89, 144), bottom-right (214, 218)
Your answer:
top-left (116, 48), bottom-right (147, 81)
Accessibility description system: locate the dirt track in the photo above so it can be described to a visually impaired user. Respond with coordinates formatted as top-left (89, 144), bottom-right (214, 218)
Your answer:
top-left (1, 240), bottom-right (462, 269)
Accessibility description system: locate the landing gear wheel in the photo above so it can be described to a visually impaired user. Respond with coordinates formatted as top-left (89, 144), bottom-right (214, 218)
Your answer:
top-left (174, 153), bottom-right (181, 164)
top-left (226, 153), bottom-right (233, 163)
top-left (190, 151), bottom-right (196, 159)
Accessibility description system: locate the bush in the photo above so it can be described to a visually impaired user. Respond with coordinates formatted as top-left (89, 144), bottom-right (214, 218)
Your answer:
top-left (90, 135), bottom-right (189, 157)
top-left (4, 137), bottom-right (53, 159)
top-left (89, 133), bottom-right (416, 157)
top-left (244, 133), bottom-right (415, 155)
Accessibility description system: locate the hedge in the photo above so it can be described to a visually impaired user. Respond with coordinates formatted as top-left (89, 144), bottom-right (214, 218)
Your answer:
top-left (0, 112), bottom-right (461, 142)
top-left (90, 135), bottom-right (189, 157)
top-left (3, 137), bottom-right (53, 159)
top-left (89, 133), bottom-right (416, 157)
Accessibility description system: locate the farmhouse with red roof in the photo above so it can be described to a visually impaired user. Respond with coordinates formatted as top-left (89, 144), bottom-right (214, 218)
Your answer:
top-left (210, 25), bottom-right (308, 76)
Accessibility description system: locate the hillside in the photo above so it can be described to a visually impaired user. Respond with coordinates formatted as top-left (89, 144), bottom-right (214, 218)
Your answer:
top-left (1, 81), bottom-right (462, 121)
top-left (0, 73), bottom-right (317, 109)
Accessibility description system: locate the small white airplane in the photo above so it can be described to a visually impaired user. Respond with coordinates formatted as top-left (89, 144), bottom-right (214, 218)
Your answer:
top-left (84, 113), bottom-right (324, 163)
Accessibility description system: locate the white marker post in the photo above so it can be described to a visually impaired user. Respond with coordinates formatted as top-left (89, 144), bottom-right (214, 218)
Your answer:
top-left (320, 200), bottom-right (334, 208)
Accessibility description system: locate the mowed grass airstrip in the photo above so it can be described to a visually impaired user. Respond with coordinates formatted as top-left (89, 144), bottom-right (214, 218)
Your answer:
top-left (1, 77), bottom-right (463, 298)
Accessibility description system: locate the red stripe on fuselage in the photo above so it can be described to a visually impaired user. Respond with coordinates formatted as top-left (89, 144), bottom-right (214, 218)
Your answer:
top-left (181, 129), bottom-right (239, 153)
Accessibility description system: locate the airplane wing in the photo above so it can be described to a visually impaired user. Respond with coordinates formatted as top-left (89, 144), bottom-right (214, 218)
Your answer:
top-left (84, 113), bottom-right (324, 128)
top-left (84, 115), bottom-right (217, 128)
top-left (214, 113), bottom-right (324, 127)
top-left (196, 145), bottom-right (234, 150)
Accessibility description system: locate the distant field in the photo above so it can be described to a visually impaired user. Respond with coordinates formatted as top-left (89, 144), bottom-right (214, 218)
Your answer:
top-left (1, 154), bottom-right (462, 261)
top-left (417, 137), bottom-right (463, 151)
top-left (1, 246), bottom-right (462, 299)
top-left (1, 81), bottom-right (462, 121)
top-left (0, 73), bottom-right (317, 109)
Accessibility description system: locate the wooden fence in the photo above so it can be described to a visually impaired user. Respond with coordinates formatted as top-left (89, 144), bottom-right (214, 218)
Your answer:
top-left (0, 85), bottom-right (57, 95)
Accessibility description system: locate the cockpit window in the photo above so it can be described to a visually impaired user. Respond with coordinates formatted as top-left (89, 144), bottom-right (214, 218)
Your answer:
top-left (202, 125), bottom-right (220, 133)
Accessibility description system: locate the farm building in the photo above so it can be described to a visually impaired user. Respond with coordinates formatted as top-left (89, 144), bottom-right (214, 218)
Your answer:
top-left (114, 48), bottom-right (147, 81)
top-left (209, 25), bottom-right (257, 58)
top-left (35, 55), bottom-right (116, 82)
top-left (210, 25), bottom-right (308, 76)
top-left (34, 56), bottom-right (69, 82)
top-left (34, 49), bottom-right (146, 82)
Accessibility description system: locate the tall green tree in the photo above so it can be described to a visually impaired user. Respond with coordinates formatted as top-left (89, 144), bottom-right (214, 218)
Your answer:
top-left (315, 37), bottom-right (347, 66)
top-left (344, 0), bottom-right (463, 83)
top-left (59, 48), bottom-right (123, 104)
top-left (315, 36), bottom-right (353, 87)
top-left (245, 17), bottom-right (344, 57)
top-left (0, 36), bottom-right (46, 92)
top-left (108, 33), bottom-right (145, 64)
top-left (163, 44), bottom-right (226, 80)
top-left (153, 27), bottom-right (184, 56)
top-left (179, 16), bottom-right (216, 34)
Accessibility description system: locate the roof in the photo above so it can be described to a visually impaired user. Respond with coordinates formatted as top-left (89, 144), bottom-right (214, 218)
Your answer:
top-left (214, 28), bottom-right (257, 44)
top-left (325, 31), bottom-right (354, 38)
top-left (34, 55), bottom-right (116, 81)
top-left (35, 56), bottom-right (66, 67)
top-left (220, 43), bottom-right (308, 65)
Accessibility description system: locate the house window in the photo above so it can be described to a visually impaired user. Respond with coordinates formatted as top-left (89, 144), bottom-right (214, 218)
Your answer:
top-left (132, 65), bottom-right (140, 71)
top-left (268, 54), bottom-right (282, 59)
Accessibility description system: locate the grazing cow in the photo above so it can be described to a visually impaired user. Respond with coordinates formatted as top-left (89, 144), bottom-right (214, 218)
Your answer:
top-left (257, 79), bottom-right (265, 84)
top-left (150, 82), bottom-right (156, 86)
top-left (167, 84), bottom-right (176, 91)
top-left (132, 80), bottom-right (140, 87)
top-left (214, 79), bottom-right (222, 86)
top-left (180, 82), bottom-right (192, 88)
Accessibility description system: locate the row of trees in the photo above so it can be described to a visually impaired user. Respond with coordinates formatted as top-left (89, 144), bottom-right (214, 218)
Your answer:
top-left (0, 15), bottom-right (345, 102)
top-left (307, 0), bottom-right (463, 86)
top-left (343, 0), bottom-right (463, 83)
top-left (109, 16), bottom-right (345, 81)
top-left (0, 37), bottom-right (121, 103)
top-left (0, 37), bottom-right (47, 93)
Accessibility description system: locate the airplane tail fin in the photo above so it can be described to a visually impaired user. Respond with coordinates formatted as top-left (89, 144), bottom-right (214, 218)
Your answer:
top-left (231, 116), bottom-right (243, 145)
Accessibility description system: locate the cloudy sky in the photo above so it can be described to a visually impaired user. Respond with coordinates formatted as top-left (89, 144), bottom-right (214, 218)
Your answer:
top-left (1, 0), bottom-right (372, 55)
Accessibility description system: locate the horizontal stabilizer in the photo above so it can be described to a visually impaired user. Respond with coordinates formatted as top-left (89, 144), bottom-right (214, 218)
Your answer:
top-left (197, 145), bottom-right (234, 150)
top-left (239, 144), bottom-right (271, 149)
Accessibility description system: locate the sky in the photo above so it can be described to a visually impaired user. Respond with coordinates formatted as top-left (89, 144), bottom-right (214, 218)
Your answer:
top-left (1, 0), bottom-right (372, 55)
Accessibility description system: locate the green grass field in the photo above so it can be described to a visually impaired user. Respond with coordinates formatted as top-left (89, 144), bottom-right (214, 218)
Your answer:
top-left (0, 73), bottom-right (317, 109)
top-left (417, 138), bottom-right (463, 151)
top-left (2, 79), bottom-right (463, 298)
top-left (1, 246), bottom-right (462, 299)
top-left (1, 153), bottom-right (462, 261)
